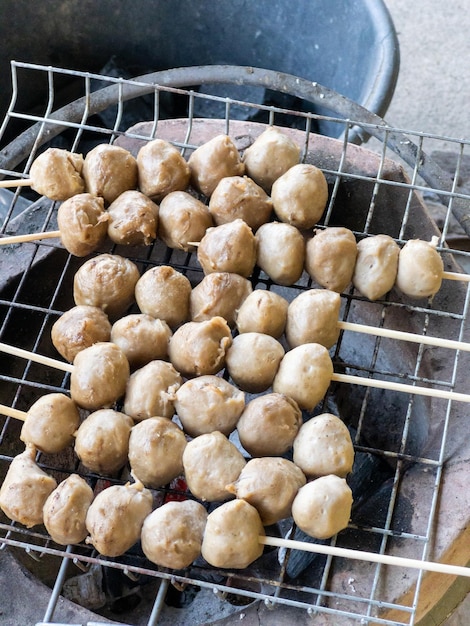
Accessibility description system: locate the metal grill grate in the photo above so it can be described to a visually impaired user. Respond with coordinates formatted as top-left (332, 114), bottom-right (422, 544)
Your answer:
top-left (0, 61), bottom-right (470, 626)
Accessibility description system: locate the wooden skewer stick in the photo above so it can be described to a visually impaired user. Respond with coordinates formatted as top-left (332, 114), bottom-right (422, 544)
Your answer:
top-left (0, 178), bottom-right (33, 189)
top-left (0, 231), bottom-right (60, 245)
top-left (0, 341), bottom-right (73, 373)
top-left (0, 403), bottom-right (26, 422)
top-left (260, 535), bottom-right (470, 578)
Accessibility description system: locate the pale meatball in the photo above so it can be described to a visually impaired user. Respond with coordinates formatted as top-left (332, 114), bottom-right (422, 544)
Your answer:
top-left (271, 163), bottom-right (328, 230)
top-left (74, 409), bottom-right (133, 475)
top-left (107, 190), bottom-right (158, 246)
top-left (353, 234), bottom-right (400, 301)
top-left (188, 134), bottom-right (245, 197)
top-left (272, 343), bottom-right (333, 411)
top-left (128, 417), bottom-right (187, 488)
top-left (237, 393), bottom-right (302, 457)
top-left (0, 446), bottom-right (57, 528)
top-left (201, 499), bottom-right (264, 569)
top-left (293, 413), bottom-right (354, 478)
top-left (111, 314), bottom-right (171, 369)
top-left (182, 431), bottom-right (246, 502)
top-left (291, 475), bottom-right (353, 539)
top-left (137, 138), bottom-right (190, 201)
top-left (242, 126), bottom-right (300, 192)
top-left (286, 289), bottom-right (341, 349)
top-left (57, 193), bottom-right (108, 257)
top-left (168, 317), bottom-right (232, 377)
top-left (85, 478), bottom-right (153, 557)
top-left (135, 265), bottom-right (191, 329)
top-left (256, 222), bottom-right (305, 286)
top-left (225, 332), bottom-right (284, 393)
top-left (70, 342), bottom-right (130, 410)
top-left (43, 474), bottom-right (94, 545)
top-left (396, 238), bottom-right (444, 298)
top-left (158, 191), bottom-right (213, 251)
top-left (174, 375), bottom-right (245, 437)
top-left (226, 457), bottom-right (306, 526)
top-left (20, 393), bottom-right (80, 455)
top-left (83, 144), bottom-right (138, 204)
top-left (305, 227), bottom-right (357, 292)
top-left (141, 500), bottom-right (208, 569)
top-left (73, 253), bottom-right (140, 320)
top-left (235, 290), bottom-right (288, 338)
top-left (124, 360), bottom-right (182, 421)
top-left (51, 305), bottom-right (111, 363)
top-left (208, 175), bottom-right (273, 230)
top-left (30, 148), bottom-right (85, 201)
top-left (197, 219), bottom-right (257, 277)
top-left (190, 272), bottom-right (252, 327)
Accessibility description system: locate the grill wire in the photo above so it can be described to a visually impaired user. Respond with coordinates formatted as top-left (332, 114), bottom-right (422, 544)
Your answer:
top-left (0, 61), bottom-right (470, 626)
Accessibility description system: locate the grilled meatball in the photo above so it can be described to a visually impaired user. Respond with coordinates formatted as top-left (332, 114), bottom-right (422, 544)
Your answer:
top-left (305, 227), bottom-right (358, 292)
top-left (190, 272), bottom-right (252, 327)
top-left (73, 254), bottom-right (140, 320)
top-left (174, 375), bottom-right (245, 437)
top-left (237, 393), bottom-right (302, 457)
top-left (128, 417), bottom-right (187, 488)
top-left (57, 193), bottom-right (108, 257)
top-left (123, 360), bottom-right (182, 421)
top-left (208, 175), bottom-right (273, 230)
top-left (107, 190), bottom-right (158, 246)
top-left (111, 314), bottom-right (171, 369)
top-left (183, 431), bottom-right (246, 502)
top-left (51, 305), bottom-right (111, 363)
top-left (291, 475), bottom-right (353, 539)
top-left (85, 478), bottom-right (153, 557)
top-left (396, 238), bottom-right (444, 298)
top-left (293, 413), bottom-right (354, 478)
top-left (43, 474), bottom-right (94, 545)
top-left (30, 148), bottom-right (85, 201)
top-left (197, 219), bottom-right (257, 277)
top-left (272, 343), bottom-right (333, 411)
top-left (352, 234), bottom-right (400, 301)
top-left (20, 393), bottom-right (80, 455)
top-left (235, 289), bottom-right (288, 338)
top-left (137, 138), bottom-right (190, 201)
top-left (168, 317), bottom-right (232, 377)
top-left (70, 342), bottom-right (130, 410)
top-left (226, 457), bottom-right (306, 526)
top-left (201, 499), bottom-right (264, 569)
top-left (83, 143), bottom-right (138, 204)
top-left (256, 221), bottom-right (305, 286)
top-left (135, 265), bottom-right (192, 329)
top-left (286, 289), bottom-right (341, 349)
top-left (0, 445), bottom-right (57, 528)
top-left (74, 409), bottom-right (133, 475)
top-left (225, 332), bottom-right (284, 393)
top-left (141, 500), bottom-right (208, 569)
top-left (188, 134), bottom-right (245, 197)
top-left (271, 163), bottom-right (328, 230)
top-left (158, 190), bottom-right (213, 252)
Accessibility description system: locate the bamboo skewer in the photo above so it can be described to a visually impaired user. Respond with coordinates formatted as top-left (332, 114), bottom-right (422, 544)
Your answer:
top-left (0, 231), bottom-right (60, 245)
top-left (0, 341), bottom-right (73, 373)
top-left (0, 403), bottom-right (26, 422)
top-left (0, 178), bottom-right (32, 189)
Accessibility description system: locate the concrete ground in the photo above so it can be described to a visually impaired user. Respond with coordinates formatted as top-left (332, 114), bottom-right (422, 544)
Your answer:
top-left (381, 2), bottom-right (470, 624)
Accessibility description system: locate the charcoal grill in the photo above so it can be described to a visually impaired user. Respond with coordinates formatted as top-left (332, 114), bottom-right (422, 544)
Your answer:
top-left (1, 62), bottom-right (470, 626)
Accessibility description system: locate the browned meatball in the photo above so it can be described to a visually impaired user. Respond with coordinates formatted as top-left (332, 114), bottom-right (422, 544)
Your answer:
top-left (57, 193), bottom-right (108, 257)
top-left (111, 314), bottom-right (171, 369)
top-left (83, 144), bottom-right (138, 204)
top-left (73, 254), bottom-right (140, 320)
top-left (70, 342), bottom-right (130, 410)
top-left (396, 238), bottom-right (444, 298)
top-left (197, 219), bottom-right (257, 277)
top-left (30, 148), bottom-right (85, 201)
top-left (305, 227), bottom-right (358, 292)
top-left (353, 234), bottom-right (400, 301)
top-left (188, 134), bottom-right (245, 197)
top-left (208, 175), bottom-right (273, 230)
top-left (286, 289), bottom-right (341, 349)
top-left (135, 265), bottom-right (192, 329)
top-left (190, 272), bottom-right (252, 327)
top-left (51, 305), bottom-right (111, 363)
top-left (137, 138), bottom-right (190, 201)
top-left (158, 190), bottom-right (213, 252)
top-left (235, 289), bottom-right (288, 338)
top-left (107, 190), bottom-right (158, 246)
top-left (256, 221), bottom-right (305, 286)
top-left (123, 360), bottom-right (182, 421)
top-left (225, 332), bottom-right (284, 393)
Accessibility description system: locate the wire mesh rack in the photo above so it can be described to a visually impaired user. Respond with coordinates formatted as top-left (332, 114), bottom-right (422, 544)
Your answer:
top-left (0, 61), bottom-right (470, 626)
